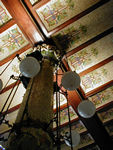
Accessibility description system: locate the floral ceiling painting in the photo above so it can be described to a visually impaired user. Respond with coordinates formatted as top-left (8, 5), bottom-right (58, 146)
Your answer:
top-left (0, 1), bottom-right (12, 26)
top-left (60, 120), bottom-right (86, 135)
top-left (0, 24), bottom-right (29, 61)
top-left (36, 0), bottom-right (100, 31)
top-left (0, 48), bottom-right (33, 87)
top-left (53, 106), bottom-right (78, 128)
top-left (98, 107), bottom-right (113, 123)
top-left (81, 61), bottom-right (113, 93)
top-left (89, 86), bottom-right (113, 108)
top-left (67, 33), bottom-right (113, 73)
top-left (52, 1), bottom-right (113, 52)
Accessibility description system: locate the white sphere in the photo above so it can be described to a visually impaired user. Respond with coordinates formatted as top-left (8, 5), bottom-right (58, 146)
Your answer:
top-left (61, 71), bottom-right (80, 91)
top-left (0, 79), bottom-right (3, 91)
top-left (19, 57), bottom-right (40, 78)
top-left (65, 131), bottom-right (80, 147)
top-left (77, 100), bottom-right (96, 118)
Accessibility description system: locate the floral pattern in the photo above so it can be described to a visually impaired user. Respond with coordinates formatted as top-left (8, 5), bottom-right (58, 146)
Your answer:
top-left (53, 24), bottom-right (87, 50)
top-left (60, 120), bottom-right (86, 135)
top-left (89, 86), bottom-right (113, 108)
top-left (37, 0), bottom-right (100, 31)
top-left (98, 107), bottom-right (113, 123)
top-left (0, 1), bottom-right (12, 26)
top-left (0, 24), bottom-right (29, 61)
top-left (53, 106), bottom-right (78, 127)
top-left (52, 1), bottom-right (113, 52)
top-left (68, 33), bottom-right (113, 73)
top-left (68, 48), bottom-right (98, 73)
top-left (81, 61), bottom-right (113, 93)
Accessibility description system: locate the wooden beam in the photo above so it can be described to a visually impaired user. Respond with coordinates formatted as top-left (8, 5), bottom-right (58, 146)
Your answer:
top-left (0, 81), bottom-right (21, 94)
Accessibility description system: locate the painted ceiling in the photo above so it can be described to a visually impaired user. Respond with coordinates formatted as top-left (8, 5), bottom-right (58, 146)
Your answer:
top-left (0, 0), bottom-right (113, 149)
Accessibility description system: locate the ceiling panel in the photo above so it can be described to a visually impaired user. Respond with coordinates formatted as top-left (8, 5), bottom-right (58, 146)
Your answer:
top-left (36, 0), bottom-right (100, 31)
top-left (52, 1), bottom-right (113, 52)
top-left (0, 0), bottom-right (12, 27)
top-left (81, 61), bottom-right (113, 93)
top-left (0, 24), bottom-right (29, 61)
top-left (67, 32), bottom-right (113, 73)
top-left (53, 106), bottom-right (78, 128)
top-left (88, 86), bottom-right (113, 109)
top-left (98, 107), bottom-right (113, 124)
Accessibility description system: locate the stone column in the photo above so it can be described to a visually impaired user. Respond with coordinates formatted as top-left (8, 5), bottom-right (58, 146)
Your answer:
top-left (7, 59), bottom-right (54, 150)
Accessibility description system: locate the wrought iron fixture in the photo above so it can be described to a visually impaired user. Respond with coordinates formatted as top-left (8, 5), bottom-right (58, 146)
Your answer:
top-left (0, 42), bottom-right (96, 150)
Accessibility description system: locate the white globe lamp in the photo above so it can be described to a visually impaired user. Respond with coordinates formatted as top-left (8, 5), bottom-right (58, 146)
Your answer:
top-left (19, 57), bottom-right (40, 78)
top-left (0, 79), bottom-right (3, 91)
top-left (61, 71), bottom-right (80, 91)
top-left (77, 100), bottom-right (96, 118)
top-left (64, 131), bottom-right (80, 147)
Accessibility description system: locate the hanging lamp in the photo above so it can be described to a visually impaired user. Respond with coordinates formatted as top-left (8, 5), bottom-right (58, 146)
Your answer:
top-left (61, 71), bottom-right (81, 91)
top-left (77, 100), bottom-right (96, 118)
top-left (64, 130), bottom-right (80, 147)
top-left (19, 57), bottom-right (40, 78)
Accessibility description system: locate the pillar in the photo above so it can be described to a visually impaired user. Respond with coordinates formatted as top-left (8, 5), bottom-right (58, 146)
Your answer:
top-left (7, 59), bottom-right (54, 150)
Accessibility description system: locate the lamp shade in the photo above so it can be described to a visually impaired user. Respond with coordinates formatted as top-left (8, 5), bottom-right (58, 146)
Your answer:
top-left (19, 57), bottom-right (40, 78)
top-left (0, 79), bottom-right (3, 91)
top-left (77, 100), bottom-right (96, 118)
top-left (64, 131), bottom-right (80, 147)
top-left (61, 71), bottom-right (80, 91)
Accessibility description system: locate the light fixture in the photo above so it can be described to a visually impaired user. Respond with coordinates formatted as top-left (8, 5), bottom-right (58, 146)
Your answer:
top-left (64, 131), bottom-right (80, 147)
top-left (77, 100), bottom-right (96, 118)
top-left (19, 56), bottom-right (40, 78)
top-left (0, 79), bottom-right (3, 91)
top-left (1, 43), bottom-right (82, 150)
top-left (61, 71), bottom-right (81, 91)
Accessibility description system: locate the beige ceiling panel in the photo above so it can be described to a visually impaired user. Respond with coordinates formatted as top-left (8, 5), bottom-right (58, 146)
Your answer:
top-left (88, 86), bottom-right (113, 109)
top-left (52, 1), bottom-right (113, 52)
top-left (81, 61), bottom-right (113, 93)
top-left (67, 33), bottom-right (113, 73)
top-left (0, 0), bottom-right (12, 26)
top-left (53, 106), bottom-right (78, 128)
top-left (36, 0), bottom-right (100, 31)
top-left (0, 24), bottom-right (29, 61)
